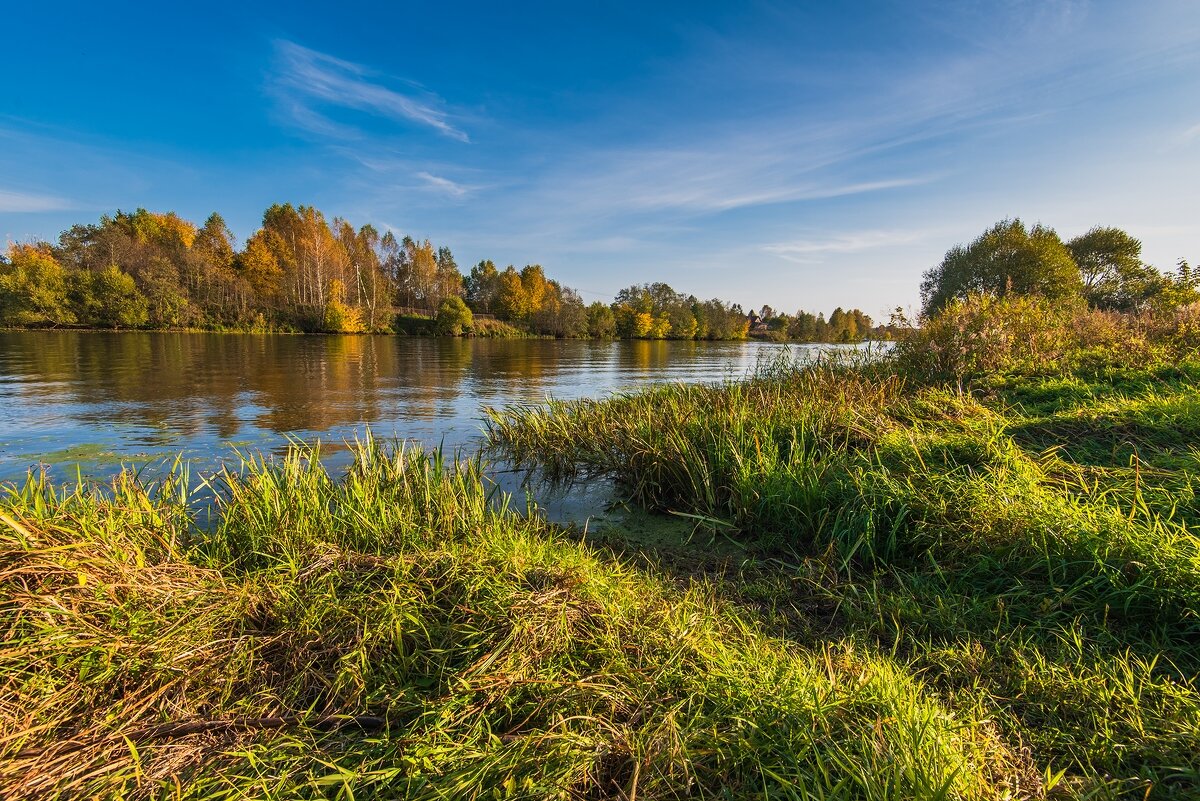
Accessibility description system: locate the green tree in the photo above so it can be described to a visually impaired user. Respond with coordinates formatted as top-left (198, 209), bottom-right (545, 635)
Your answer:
top-left (667, 306), bottom-right (697, 339)
top-left (1067, 226), bottom-right (1163, 312)
top-left (920, 219), bottom-right (1082, 317)
top-left (89, 265), bottom-right (149, 328)
top-left (586, 301), bottom-right (616, 338)
top-left (465, 260), bottom-right (499, 312)
top-left (692, 299), bottom-right (748, 340)
top-left (556, 288), bottom-right (589, 338)
top-left (434, 246), bottom-right (464, 307)
top-left (140, 256), bottom-right (191, 327)
top-left (1151, 258), bottom-right (1200, 311)
top-left (787, 311), bottom-right (818, 342)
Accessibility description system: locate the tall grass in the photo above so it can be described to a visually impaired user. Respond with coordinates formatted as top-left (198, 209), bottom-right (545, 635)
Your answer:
top-left (1, 437), bottom-right (1029, 799)
top-left (487, 356), bottom-right (1200, 798)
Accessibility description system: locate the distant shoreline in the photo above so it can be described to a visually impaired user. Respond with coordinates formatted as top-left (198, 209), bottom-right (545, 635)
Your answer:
top-left (0, 325), bottom-right (884, 345)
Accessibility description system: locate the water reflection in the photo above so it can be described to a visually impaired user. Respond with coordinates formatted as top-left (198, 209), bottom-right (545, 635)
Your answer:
top-left (0, 332), bottom-right (812, 484)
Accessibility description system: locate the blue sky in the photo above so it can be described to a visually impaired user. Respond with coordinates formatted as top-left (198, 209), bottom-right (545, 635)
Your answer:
top-left (2, 1), bottom-right (1198, 317)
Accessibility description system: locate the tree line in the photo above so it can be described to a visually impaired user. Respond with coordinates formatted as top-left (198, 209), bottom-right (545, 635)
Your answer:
top-left (1, 204), bottom-right (882, 341)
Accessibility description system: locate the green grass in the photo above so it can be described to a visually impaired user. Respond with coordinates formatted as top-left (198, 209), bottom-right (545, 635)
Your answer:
top-left (487, 357), bottom-right (1200, 799)
top-left (2, 437), bottom-right (1029, 800)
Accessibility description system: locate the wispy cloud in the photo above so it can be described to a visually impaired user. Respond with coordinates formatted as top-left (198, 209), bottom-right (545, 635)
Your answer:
top-left (511, 4), bottom-right (1200, 230)
top-left (763, 229), bottom-right (941, 263)
top-left (0, 187), bottom-right (74, 213)
top-left (692, 177), bottom-right (932, 212)
top-left (272, 40), bottom-right (469, 142)
top-left (415, 171), bottom-right (470, 198)
top-left (1183, 121), bottom-right (1200, 141)
top-left (528, 130), bottom-right (942, 222)
top-left (277, 99), bottom-right (362, 141)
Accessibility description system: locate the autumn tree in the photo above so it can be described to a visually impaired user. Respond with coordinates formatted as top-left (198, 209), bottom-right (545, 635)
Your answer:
top-left (0, 244), bottom-right (76, 327)
top-left (496, 266), bottom-right (530, 321)
top-left (190, 212), bottom-right (247, 323)
top-left (529, 282), bottom-right (587, 337)
top-left (238, 231), bottom-right (284, 307)
top-left (338, 221), bottom-right (391, 330)
top-left (322, 278), bottom-right (365, 333)
top-left (519, 264), bottom-right (549, 315)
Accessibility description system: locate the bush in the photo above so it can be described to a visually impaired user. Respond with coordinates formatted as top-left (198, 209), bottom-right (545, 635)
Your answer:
top-left (436, 296), bottom-right (474, 336)
top-left (321, 279), bottom-right (365, 333)
top-left (894, 293), bottom-right (1179, 384)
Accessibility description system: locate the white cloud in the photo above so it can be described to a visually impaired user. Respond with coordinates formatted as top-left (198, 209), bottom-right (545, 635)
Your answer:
top-left (763, 229), bottom-right (941, 263)
top-left (0, 188), bottom-right (74, 213)
top-left (415, 171), bottom-right (470, 198)
top-left (272, 40), bottom-right (469, 142)
top-left (532, 132), bottom-right (942, 221)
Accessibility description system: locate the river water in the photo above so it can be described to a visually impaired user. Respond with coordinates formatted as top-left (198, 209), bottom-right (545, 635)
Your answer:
top-left (0, 332), bottom-right (842, 490)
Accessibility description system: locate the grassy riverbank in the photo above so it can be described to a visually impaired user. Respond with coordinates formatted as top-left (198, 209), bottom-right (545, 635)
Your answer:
top-left (489, 357), bottom-right (1200, 799)
top-left (4, 352), bottom-right (1200, 798)
top-left (2, 438), bottom-right (1021, 800)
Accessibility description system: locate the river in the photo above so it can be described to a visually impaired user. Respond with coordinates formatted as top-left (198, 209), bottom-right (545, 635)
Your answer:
top-left (0, 332), bottom-right (859, 490)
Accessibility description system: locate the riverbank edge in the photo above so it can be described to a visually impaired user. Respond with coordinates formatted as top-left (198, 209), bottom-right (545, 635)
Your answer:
top-left (0, 323), bottom-right (888, 345)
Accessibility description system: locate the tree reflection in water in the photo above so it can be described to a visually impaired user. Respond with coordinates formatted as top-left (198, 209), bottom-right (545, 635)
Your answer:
top-left (0, 331), bottom-right (804, 484)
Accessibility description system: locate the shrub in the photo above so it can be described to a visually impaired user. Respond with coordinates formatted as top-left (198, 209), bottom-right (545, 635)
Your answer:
top-left (435, 295), bottom-right (474, 336)
top-left (894, 293), bottom-right (1182, 384)
top-left (321, 279), bottom-right (365, 333)
top-left (896, 294), bottom-right (1075, 384)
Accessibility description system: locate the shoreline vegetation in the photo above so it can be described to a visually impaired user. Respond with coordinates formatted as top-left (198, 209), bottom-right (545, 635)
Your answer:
top-left (0, 205), bottom-right (885, 342)
top-left (4, 219), bottom-right (1200, 799)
